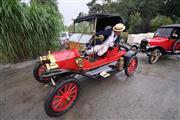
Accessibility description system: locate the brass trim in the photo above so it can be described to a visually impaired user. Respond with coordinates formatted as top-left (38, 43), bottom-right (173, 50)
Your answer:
top-left (75, 57), bottom-right (83, 68)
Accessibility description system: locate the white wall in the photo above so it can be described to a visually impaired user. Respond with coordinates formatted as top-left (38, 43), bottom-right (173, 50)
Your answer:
top-left (127, 33), bottom-right (154, 44)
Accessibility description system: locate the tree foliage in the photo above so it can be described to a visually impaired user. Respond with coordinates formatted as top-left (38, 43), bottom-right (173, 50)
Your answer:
top-left (151, 15), bottom-right (173, 31)
top-left (87, 0), bottom-right (180, 33)
top-left (128, 13), bottom-right (143, 33)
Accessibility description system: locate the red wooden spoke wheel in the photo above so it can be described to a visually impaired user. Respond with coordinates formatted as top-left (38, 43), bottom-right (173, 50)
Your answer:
top-left (125, 56), bottom-right (138, 76)
top-left (52, 83), bottom-right (78, 112)
top-left (33, 62), bottom-right (50, 83)
top-left (44, 79), bottom-right (80, 117)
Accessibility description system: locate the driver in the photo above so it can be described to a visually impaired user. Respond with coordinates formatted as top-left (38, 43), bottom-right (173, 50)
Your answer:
top-left (86, 23), bottom-right (126, 56)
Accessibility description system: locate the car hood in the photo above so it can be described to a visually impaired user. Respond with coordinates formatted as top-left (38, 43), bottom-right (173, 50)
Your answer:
top-left (52, 49), bottom-right (80, 62)
top-left (146, 37), bottom-right (169, 42)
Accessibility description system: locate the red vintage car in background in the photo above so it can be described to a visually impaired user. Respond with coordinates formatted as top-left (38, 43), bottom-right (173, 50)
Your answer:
top-left (131, 24), bottom-right (180, 64)
top-left (33, 14), bottom-right (138, 117)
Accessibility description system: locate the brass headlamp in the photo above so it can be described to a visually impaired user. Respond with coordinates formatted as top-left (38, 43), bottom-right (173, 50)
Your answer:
top-left (39, 51), bottom-right (58, 70)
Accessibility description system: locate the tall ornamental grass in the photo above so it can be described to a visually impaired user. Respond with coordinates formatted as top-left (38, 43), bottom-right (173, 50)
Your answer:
top-left (0, 0), bottom-right (63, 63)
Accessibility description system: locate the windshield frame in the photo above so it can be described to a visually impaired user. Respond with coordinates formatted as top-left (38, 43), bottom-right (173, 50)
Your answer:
top-left (73, 19), bottom-right (96, 34)
top-left (68, 33), bottom-right (93, 44)
top-left (154, 27), bottom-right (173, 38)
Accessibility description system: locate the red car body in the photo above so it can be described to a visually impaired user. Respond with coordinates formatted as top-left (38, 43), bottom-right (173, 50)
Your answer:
top-left (52, 47), bottom-right (126, 71)
top-left (147, 36), bottom-right (180, 52)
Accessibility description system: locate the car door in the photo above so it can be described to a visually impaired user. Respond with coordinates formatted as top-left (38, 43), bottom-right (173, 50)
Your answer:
top-left (164, 28), bottom-right (177, 51)
top-left (171, 27), bottom-right (180, 51)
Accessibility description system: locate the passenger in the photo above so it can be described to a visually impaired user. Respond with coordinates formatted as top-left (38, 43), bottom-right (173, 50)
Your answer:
top-left (91, 25), bottom-right (112, 46)
top-left (86, 23), bottom-right (125, 56)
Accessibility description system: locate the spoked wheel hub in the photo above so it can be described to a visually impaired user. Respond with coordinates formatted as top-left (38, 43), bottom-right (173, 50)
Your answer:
top-left (51, 82), bottom-right (78, 112)
top-left (127, 57), bottom-right (137, 74)
top-left (125, 56), bottom-right (138, 76)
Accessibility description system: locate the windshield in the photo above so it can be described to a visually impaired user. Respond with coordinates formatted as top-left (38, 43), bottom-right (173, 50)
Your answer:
top-left (74, 21), bottom-right (94, 33)
top-left (154, 28), bottom-right (173, 37)
top-left (69, 33), bottom-right (92, 43)
top-left (60, 33), bottom-right (67, 37)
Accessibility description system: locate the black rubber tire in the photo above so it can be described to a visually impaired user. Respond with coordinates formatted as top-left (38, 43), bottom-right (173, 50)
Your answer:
top-left (125, 56), bottom-right (138, 77)
top-left (148, 49), bottom-right (161, 64)
top-left (172, 40), bottom-right (180, 54)
top-left (33, 62), bottom-right (50, 83)
top-left (44, 78), bottom-right (80, 117)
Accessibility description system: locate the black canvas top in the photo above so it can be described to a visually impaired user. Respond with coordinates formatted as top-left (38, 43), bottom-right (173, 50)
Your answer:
top-left (74, 14), bottom-right (123, 23)
top-left (160, 24), bottom-right (180, 28)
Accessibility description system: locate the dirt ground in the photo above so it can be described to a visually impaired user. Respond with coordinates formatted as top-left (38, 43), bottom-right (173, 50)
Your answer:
top-left (0, 54), bottom-right (179, 120)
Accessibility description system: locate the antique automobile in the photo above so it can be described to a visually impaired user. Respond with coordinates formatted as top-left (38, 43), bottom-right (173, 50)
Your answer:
top-left (33, 14), bottom-right (138, 117)
top-left (130, 24), bottom-right (180, 64)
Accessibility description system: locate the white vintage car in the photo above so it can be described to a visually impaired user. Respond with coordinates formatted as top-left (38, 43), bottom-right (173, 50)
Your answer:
top-left (60, 32), bottom-right (70, 45)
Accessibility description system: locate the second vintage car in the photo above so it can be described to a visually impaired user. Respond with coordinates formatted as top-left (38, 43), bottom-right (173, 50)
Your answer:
top-left (131, 24), bottom-right (180, 64)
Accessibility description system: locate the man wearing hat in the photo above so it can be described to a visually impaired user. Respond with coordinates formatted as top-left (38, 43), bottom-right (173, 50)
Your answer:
top-left (86, 23), bottom-right (126, 56)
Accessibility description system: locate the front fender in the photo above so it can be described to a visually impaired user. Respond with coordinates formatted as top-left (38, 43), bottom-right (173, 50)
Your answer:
top-left (124, 50), bottom-right (137, 58)
top-left (124, 51), bottom-right (137, 68)
top-left (147, 46), bottom-right (166, 53)
top-left (40, 69), bottom-right (76, 80)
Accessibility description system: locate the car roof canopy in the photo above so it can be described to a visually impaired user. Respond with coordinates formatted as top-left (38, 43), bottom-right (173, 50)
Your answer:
top-left (160, 24), bottom-right (180, 28)
top-left (74, 14), bottom-right (124, 32)
top-left (74, 14), bottom-right (123, 23)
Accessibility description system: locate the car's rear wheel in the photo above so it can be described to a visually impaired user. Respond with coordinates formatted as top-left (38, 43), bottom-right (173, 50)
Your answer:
top-left (125, 56), bottom-right (138, 76)
top-left (33, 62), bottom-right (50, 83)
top-left (172, 40), bottom-right (180, 54)
top-left (148, 49), bottom-right (161, 64)
top-left (44, 79), bottom-right (80, 117)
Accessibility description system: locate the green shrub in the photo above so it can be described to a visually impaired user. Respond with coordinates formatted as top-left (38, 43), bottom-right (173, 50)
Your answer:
top-left (0, 0), bottom-right (63, 63)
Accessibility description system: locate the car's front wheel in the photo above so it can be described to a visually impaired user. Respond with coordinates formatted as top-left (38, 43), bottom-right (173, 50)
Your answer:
top-left (148, 49), bottom-right (161, 64)
top-left (44, 78), bottom-right (80, 117)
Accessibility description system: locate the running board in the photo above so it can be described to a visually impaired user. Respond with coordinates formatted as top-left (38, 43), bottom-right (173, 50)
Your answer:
top-left (166, 51), bottom-right (180, 55)
top-left (85, 61), bottom-right (118, 77)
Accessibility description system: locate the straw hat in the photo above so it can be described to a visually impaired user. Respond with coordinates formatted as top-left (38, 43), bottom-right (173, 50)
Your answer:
top-left (113, 23), bottom-right (125, 32)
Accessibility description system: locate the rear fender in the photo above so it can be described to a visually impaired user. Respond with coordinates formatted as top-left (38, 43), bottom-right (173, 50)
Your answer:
top-left (124, 51), bottom-right (137, 67)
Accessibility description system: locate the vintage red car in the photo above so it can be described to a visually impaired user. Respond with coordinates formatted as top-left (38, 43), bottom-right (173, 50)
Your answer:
top-left (131, 24), bottom-right (180, 64)
top-left (33, 14), bottom-right (138, 117)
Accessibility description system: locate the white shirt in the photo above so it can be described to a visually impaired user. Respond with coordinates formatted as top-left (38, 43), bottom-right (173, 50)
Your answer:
top-left (103, 31), bottom-right (117, 47)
